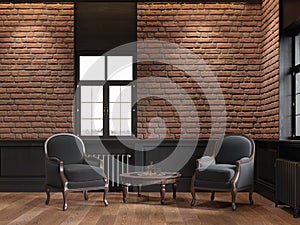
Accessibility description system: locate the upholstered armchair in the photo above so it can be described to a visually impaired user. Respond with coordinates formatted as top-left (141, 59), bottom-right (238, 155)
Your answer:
top-left (44, 133), bottom-right (108, 211)
top-left (191, 134), bottom-right (255, 210)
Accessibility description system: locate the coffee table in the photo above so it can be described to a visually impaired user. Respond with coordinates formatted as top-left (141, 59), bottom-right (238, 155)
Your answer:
top-left (120, 172), bottom-right (181, 204)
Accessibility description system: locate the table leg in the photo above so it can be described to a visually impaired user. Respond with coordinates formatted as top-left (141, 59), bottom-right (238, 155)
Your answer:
top-left (122, 184), bottom-right (128, 203)
top-left (160, 184), bottom-right (166, 205)
top-left (172, 183), bottom-right (177, 199)
top-left (138, 185), bottom-right (142, 197)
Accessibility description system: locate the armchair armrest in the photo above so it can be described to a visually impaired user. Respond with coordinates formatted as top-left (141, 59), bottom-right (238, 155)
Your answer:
top-left (235, 157), bottom-right (254, 189)
top-left (83, 155), bottom-right (104, 168)
top-left (45, 156), bottom-right (67, 187)
top-left (237, 157), bottom-right (251, 165)
top-left (47, 156), bottom-right (62, 165)
top-left (196, 156), bottom-right (215, 169)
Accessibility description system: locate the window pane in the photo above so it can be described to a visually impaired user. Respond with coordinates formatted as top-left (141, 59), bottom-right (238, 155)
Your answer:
top-left (296, 74), bottom-right (300, 94)
top-left (121, 119), bottom-right (131, 136)
top-left (81, 86), bottom-right (103, 103)
top-left (121, 86), bottom-right (131, 102)
top-left (80, 56), bottom-right (105, 81)
top-left (110, 119), bottom-right (121, 136)
top-left (81, 119), bottom-right (92, 136)
top-left (107, 56), bottom-right (133, 80)
top-left (296, 34), bottom-right (300, 65)
top-left (121, 103), bottom-right (131, 119)
top-left (81, 119), bottom-right (103, 136)
top-left (81, 103), bottom-right (103, 119)
top-left (81, 103), bottom-right (91, 118)
top-left (91, 119), bottom-right (103, 135)
top-left (297, 94), bottom-right (300, 115)
top-left (109, 102), bottom-right (121, 119)
top-left (109, 86), bottom-right (121, 102)
top-left (296, 116), bottom-right (300, 136)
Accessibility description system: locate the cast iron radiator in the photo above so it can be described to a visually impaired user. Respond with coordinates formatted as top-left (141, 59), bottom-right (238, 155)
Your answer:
top-left (87, 154), bottom-right (131, 188)
top-left (275, 158), bottom-right (300, 217)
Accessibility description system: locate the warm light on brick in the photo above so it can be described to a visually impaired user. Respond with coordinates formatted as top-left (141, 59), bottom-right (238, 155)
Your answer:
top-left (0, 3), bottom-right (74, 139)
top-left (137, 1), bottom-right (279, 139)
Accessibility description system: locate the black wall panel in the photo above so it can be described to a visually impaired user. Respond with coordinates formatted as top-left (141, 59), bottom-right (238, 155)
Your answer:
top-left (254, 140), bottom-right (279, 200)
top-left (0, 140), bottom-right (45, 191)
top-left (1, 147), bottom-right (44, 177)
top-left (75, 2), bottom-right (136, 51)
top-left (281, 0), bottom-right (300, 30)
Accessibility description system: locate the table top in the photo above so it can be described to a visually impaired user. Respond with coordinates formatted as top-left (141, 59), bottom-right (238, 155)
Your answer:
top-left (120, 172), bottom-right (181, 183)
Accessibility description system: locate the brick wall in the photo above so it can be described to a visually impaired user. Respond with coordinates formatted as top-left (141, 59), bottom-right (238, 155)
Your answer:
top-left (259, 0), bottom-right (279, 139)
top-left (137, 2), bottom-right (268, 139)
top-left (0, 1), bottom-right (280, 140)
top-left (0, 3), bottom-right (74, 139)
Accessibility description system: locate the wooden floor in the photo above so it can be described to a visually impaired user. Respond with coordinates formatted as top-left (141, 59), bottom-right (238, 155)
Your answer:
top-left (0, 192), bottom-right (298, 225)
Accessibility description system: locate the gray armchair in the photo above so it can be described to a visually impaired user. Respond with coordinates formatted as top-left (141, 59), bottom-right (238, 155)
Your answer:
top-left (191, 134), bottom-right (255, 210)
top-left (44, 133), bottom-right (108, 211)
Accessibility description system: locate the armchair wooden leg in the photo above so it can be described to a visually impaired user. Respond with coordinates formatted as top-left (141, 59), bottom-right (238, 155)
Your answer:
top-left (172, 183), bottom-right (177, 199)
top-left (191, 185), bottom-right (196, 206)
top-left (45, 187), bottom-right (50, 205)
top-left (231, 189), bottom-right (237, 211)
top-left (62, 190), bottom-right (68, 211)
top-left (210, 191), bottom-right (215, 201)
top-left (249, 187), bottom-right (254, 205)
top-left (160, 184), bottom-right (166, 205)
top-left (84, 190), bottom-right (88, 201)
top-left (103, 188), bottom-right (108, 206)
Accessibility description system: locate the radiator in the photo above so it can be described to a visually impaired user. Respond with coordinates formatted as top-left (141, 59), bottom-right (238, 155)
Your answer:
top-left (275, 158), bottom-right (300, 217)
top-left (88, 154), bottom-right (131, 187)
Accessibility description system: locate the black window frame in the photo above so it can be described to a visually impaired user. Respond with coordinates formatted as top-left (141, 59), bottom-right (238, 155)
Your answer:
top-left (75, 51), bottom-right (137, 139)
top-left (291, 33), bottom-right (300, 138)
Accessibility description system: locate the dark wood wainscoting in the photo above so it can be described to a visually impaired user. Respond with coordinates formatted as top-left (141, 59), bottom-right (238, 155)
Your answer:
top-left (0, 140), bottom-right (45, 191)
top-left (278, 140), bottom-right (300, 162)
top-left (0, 138), bottom-right (281, 199)
top-left (254, 140), bottom-right (279, 201)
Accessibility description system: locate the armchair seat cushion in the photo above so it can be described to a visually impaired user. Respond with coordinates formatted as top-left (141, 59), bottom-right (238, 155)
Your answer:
top-left (64, 164), bottom-right (105, 182)
top-left (195, 164), bottom-right (235, 183)
top-left (67, 180), bottom-right (105, 189)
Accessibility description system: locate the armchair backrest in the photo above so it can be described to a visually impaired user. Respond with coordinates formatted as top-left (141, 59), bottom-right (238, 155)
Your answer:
top-left (45, 133), bottom-right (85, 165)
top-left (215, 134), bottom-right (254, 164)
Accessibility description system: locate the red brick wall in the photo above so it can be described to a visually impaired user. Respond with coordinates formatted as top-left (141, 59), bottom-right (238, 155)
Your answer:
top-left (0, 3), bottom-right (74, 139)
top-left (137, 2), bottom-right (267, 139)
top-left (259, 0), bottom-right (279, 139)
top-left (0, 2), bottom-right (280, 140)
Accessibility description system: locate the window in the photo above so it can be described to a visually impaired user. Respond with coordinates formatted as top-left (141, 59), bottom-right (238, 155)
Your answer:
top-left (76, 55), bottom-right (135, 137)
top-left (292, 33), bottom-right (300, 137)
